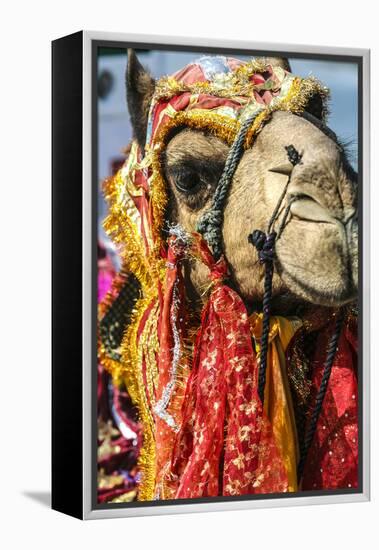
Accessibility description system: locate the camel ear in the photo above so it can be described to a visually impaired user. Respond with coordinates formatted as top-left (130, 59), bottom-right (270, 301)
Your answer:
top-left (126, 49), bottom-right (155, 148)
top-left (262, 57), bottom-right (291, 72)
top-left (303, 92), bottom-right (324, 120)
top-left (261, 56), bottom-right (324, 119)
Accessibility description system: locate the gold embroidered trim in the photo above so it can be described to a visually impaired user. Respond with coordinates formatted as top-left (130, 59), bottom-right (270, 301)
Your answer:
top-left (120, 293), bottom-right (158, 501)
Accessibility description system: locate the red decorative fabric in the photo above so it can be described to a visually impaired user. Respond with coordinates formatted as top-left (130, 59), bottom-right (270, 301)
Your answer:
top-left (170, 236), bottom-right (289, 498)
top-left (302, 314), bottom-right (358, 490)
top-left (154, 235), bottom-right (188, 492)
top-left (147, 63), bottom-right (288, 147)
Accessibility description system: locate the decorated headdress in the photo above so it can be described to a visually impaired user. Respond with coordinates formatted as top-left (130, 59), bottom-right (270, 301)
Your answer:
top-left (103, 55), bottom-right (328, 276)
top-left (99, 56), bottom-right (357, 501)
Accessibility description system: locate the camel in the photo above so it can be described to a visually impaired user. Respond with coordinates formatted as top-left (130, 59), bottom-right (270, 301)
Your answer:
top-left (100, 50), bottom-right (358, 502)
top-left (126, 51), bottom-right (357, 313)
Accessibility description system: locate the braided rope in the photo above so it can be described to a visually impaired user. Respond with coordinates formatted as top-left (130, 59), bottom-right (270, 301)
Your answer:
top-left (297, 309), bottom-right (345, 482)
top-left (248, 144), bottom-right (301, 404)
top-left (267, 177), bottom-right (291, 234)
top-left (247, 230), bottom-right (277, 402)
top-left (197, 111), bottom-right (260, 260)
top-left (276, 196), bottom-right (298, 238)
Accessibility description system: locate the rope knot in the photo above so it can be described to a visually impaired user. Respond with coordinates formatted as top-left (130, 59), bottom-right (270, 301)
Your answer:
top-left (248, 229), bottom-right (266, 250)
top-left (197, 209), bottom-right (223, 260)
top-left (285, 144), bottom-right (302, 166)
top-left (248, 230), bottom-right (277, 264)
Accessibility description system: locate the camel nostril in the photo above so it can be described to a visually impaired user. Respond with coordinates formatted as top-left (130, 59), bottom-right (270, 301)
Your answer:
top-left (289, 194), bottom-right (336, 224)
top-left (288, 191), bottom-right (316, 203)
top-left (288, 190), bottom-right (321, 211)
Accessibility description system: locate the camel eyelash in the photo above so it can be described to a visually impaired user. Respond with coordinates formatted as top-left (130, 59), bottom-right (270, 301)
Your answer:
top-left (173, 171), bottom-right (206, 194)
top-left (166, 161), bottom-right (223, 195)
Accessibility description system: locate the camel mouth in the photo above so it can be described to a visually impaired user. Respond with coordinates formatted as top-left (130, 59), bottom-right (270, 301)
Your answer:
top-left (273, 202), bottom-right (358, 307)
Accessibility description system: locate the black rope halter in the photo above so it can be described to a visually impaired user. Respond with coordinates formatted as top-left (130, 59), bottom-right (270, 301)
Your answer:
top-left (197, 113), bottom-right (345, 485)
top-left (248, 144), bottom-right (302, 404)
top-left (197, 110), bottom-right (261, 260)
top-left (297, 308), bottom-right (345, 481)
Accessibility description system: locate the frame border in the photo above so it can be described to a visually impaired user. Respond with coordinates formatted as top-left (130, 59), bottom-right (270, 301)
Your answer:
top-left (82, 30), bottom-right (370, 520)
top-left (52, 31), bottom-right (84, 519)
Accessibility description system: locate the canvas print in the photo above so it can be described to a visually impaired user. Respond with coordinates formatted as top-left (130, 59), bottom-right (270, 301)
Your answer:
top-left (97, 46), bottom-right (359, 505)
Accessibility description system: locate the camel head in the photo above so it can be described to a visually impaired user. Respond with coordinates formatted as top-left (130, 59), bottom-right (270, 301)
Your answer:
top-left (126, 50), bottom-right (358, 315)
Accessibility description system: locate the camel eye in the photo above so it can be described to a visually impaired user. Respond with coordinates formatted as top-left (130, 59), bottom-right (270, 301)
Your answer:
top-left (173, 169), bottom-right (205, 194)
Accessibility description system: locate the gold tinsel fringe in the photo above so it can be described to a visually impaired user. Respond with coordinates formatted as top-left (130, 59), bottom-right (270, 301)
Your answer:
top-left (120, 293), bottom-right (158, 501)
top-left (98, 266), bottom-right (129, 321)
top-left (154, 59), bottom-right (269, 102)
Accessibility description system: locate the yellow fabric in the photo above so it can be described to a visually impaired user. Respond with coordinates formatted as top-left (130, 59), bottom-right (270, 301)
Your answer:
top-left (250, 313), bottom-right (302, 492)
